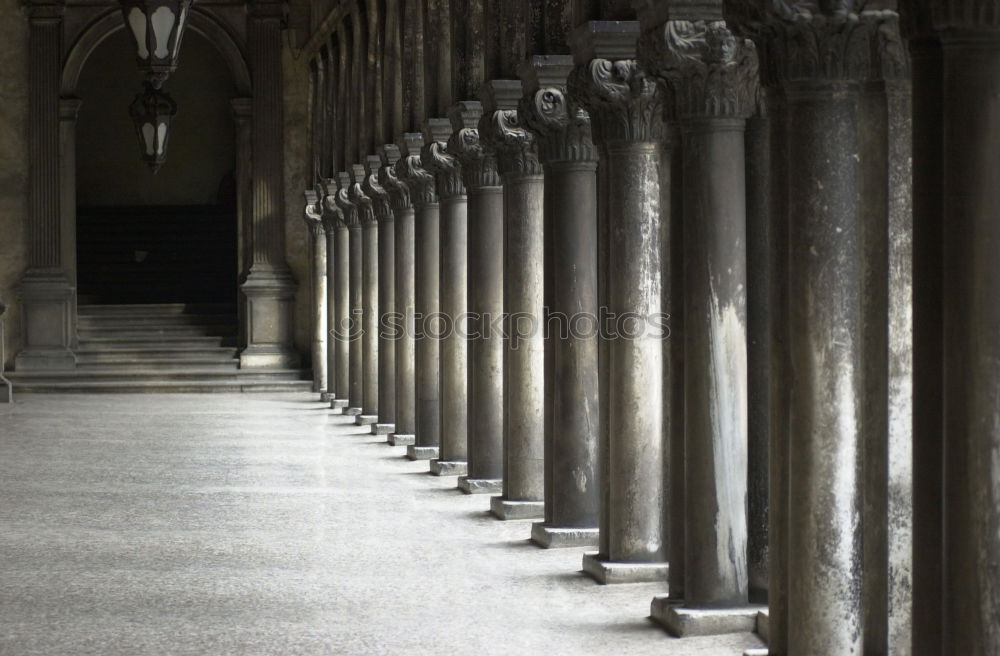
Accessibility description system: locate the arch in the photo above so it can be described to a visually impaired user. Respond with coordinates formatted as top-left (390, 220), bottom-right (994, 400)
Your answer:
top-left (61, 7), bottom-right (251, 97)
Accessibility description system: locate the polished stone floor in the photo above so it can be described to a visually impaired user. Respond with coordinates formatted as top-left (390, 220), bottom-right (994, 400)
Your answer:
top-left (0, 393), bottom-right (764, 656)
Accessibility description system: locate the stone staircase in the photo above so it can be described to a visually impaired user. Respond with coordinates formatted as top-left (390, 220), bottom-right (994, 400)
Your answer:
top-left (10, 304), bottom-right (312, 393)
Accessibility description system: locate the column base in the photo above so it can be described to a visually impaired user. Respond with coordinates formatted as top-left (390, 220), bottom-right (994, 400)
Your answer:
top-left (388, 433), bottom-right (415, 446)
top-left (15, 269), bottom-right (76, 371)
top-left (0, 376), bottom-right (11, 403)
top-left (743, 650), bottom-right (768, 656)
top-left (320, 392), bottom-right (332, 403)
top-left (755, 609), bottom-right (769, 644)
top-left (371, 423), bottom-right (395, 435)
top-left (344, 407), bottom-right (363, 416)
top-left (490, 497), bottom-right (544, 520)
top-left (355, 414), bottom-right (378, 426)
top-left (330, 399), bottom-right (349, 415)
top-left (407, 445), bottom-right (438, 460)
top-left (239, 267), bottom-right (299, 369)
top-left (429, 459), bottom-right (467, 476)
top-left (530, 523), bottom-right (599, 549)
top-left (457, 476), bottom-right (502, 494)
top-left (650, 596), bottom-right (765, 637)
top-left (581, 552), bottom-right (669, 585)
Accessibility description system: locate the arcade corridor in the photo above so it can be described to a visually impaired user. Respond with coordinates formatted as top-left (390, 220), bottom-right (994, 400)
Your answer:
top-left (0, 394), bottom-right (762, 655)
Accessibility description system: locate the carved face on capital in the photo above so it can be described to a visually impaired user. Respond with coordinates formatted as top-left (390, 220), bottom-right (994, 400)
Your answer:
top-left (706, 22), bottom-right (738, 65)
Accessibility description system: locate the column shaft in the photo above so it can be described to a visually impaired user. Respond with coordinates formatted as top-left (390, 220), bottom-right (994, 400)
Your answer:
top-left (311, 226), bottom-right (328, 394)
top-left (415, 202), bottom-right (442, 448)
top-left (394, 205), bottom-right (417, 436)
top-left (785, 83), bottom-right (863, 655)
top-left (378, 218), bottom-right (396, 423)
top-left (349, 224), bottom-right (364, 409)
top-left (438, 195), bottom-right (469, 463)
top-left (362, 220), bottom-right (379, 416)
top-left (681, 119), bottom-right (749, 607)
top-left (502, 173), bottom-right (546, 503)
top-left (466, 187), bottom-right (504, 482)
top-left (324, 225), bottom-right (338, 398)
top-left (334, 224), bottom-right (351, 400)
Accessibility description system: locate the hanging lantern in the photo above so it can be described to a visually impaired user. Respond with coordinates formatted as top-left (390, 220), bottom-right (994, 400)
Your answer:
top-left (119, 0), bottom-right (195, 88)
top-left (129, 82), bottom-right (178, 173)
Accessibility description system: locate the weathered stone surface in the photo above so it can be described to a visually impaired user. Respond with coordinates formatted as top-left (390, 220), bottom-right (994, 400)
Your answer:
top-left (650, 597), bottom-right (764, 638)
top-left (530, 524), bottom-right (599, 549)
top-left (457, 476), bottom-right (502, 495)
top-left (429, 459), bottom-right (467, 477)
top-left (407, 445), bottom-right (438, 461)
top-left (388, 432), bottom-right (415, 447)
top-left (489, 497), bottom-right (544, 521)
top-left (581, 552), bottom-right (669, 585)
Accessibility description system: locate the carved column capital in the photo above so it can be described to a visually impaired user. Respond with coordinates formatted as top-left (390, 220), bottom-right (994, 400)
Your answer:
top-left (398, 133), bottom-right (438, 208)
top-left (380, 144), bottom-right (411, 212)
top-left (519, 87), bottom-right (597, 164)
top-left (363, 155), bottom-right (393, 222)
top-left (482, 110), bottom-right (544, 178)
top-left (303, 188), bottom-right (325, 236)
top-left (349, 164), bottom-right (375, 225)
top-left (422, 119), bottom-right (465, 200)
top-left (448, 101), bottom-right (501, 190)
top-left (640, 20), bottom-right (760, 120)
top-left (568, 58), bottom-right (665, 145)
top-left (320, 177), bottom-right (344, 232)
top-left (335, 171), bottom-right (359, 229)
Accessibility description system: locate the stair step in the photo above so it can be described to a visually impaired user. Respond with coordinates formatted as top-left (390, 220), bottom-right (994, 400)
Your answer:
top-left (78, 303), bottom-right (235, 316)
top-left (78, 325), bottom-right (235, 338)
top-left (75, 347), bottom-right (240, 359)
top-left (76, 359), bottom-right (239, 372)
top-left (78, 335), bottom-right (228, 347)
top-left (10, 369), bottom-right (306, 383)
top-left (10, 379), bottom-right (313, 394)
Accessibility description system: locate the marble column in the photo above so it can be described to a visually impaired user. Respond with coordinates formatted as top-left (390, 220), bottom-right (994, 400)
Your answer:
top-left (568, 22), bottom-right (669, 584)
top-left (302, 191), bottom-right (328, 397)
top-left (640, 12), bottom-right (759, 634)
top-left (449, 101), bottom-right (504, 495)
top-left (398, 133), bottom-right (441, 461)
top-left (17, 1), bottom-right (76, 371)
top-left (364, 155), bottom-right (396, 436)
top-left (241, 2), bottom-right (298, 369)
top-left (381, 144), bottom-right (417, 447)
top-left (335, 171), bottom-right (364, 415)
top-left (0, 301), bottom-right (10, 403)
top-left (482, 80), bottom-right (545, 521)
top-left (352, 164), bottom-right (379, 426)
top-left (935, 6), bottom-right (1000, 654)
top-left (320, 181), bottom-right (348, 413)
top-left (423, 118), bottom-right (469, 477)
top-left (753, 8), bottom-right (880, 653)
top-left (520, 57), bottom-right (601, 548)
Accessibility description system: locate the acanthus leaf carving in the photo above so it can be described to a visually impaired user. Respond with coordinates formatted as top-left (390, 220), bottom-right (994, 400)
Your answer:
top-left (640, 20), bottom-right (760, 120)
top-left (396, 154), bottom-right (438, 207)
top-left (349, 168), bottom-right (375, 226)
top-left (362, 161), bottom-right (393, 222)
top-left (482, 109), bottom-right (543, 179)
top-left (319, 178), bottom-right (344, 232)
top-left (448, 127), bottom-right (501, 190)
top-left (567, 58), bottom-right (665, 145)
top-left (421, 140), bottom-right (465, 200)
top-left (381, 160), bottom-right (411, 211)
top-left (334, 174), bottom-right (359, 228)
top-left (519, 87), bottom-right (597, 164)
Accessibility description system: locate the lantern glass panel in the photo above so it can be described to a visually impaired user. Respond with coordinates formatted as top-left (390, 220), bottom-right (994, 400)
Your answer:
top-left (127, 7), bottom-right (149, 59)
top-left (150, 6), bottom-right (175, 60)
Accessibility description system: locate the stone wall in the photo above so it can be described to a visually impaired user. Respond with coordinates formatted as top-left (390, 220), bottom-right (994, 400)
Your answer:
top-left (0, 0), bottom-right (28, 371)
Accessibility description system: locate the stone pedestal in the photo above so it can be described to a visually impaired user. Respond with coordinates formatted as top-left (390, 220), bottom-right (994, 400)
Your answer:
top-left (650, 596), bottom-right (764, 638)
top-left (482, 80), bottom-right (546, 517)
top-left (520, 56), bottom-right (602, 549)
top-left (355, 415), bottom-right (377, 426)
top-left (371, 423), bottom-right (394, 435)
top-left (490, 496), bottom-right (544, 521)
top-left (430, 458), bottom-right (467, 477)
top-left (569, 23), bottom-right (668, 584)
top-left (399, 134), bottom-right (441, 453)
top-left (388, 432), bottom-right (415, 446)
top-left (640, 14), bottom-right (757, 616)
top-left (458, 476), bottom-right (501, 495)
top-left (423, 118), bottom-right (469, 472)
top-left (450, 100), bottom-right (505, 495)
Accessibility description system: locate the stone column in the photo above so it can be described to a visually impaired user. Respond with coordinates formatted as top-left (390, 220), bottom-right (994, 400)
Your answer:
top-left (519, 57), bottom-right (601, 548)
top-left (302, 190), bottom-right (329, 397)
top-left (231, 98), bottom-right (253, 354)
top-left (364, 155), bottom-right (396, 436)
top-left (351, 164), bottom-right (379, 426)
top-left (640, 13), bottom-right (759, 633)
top-left (58, 97), bottom-right (81, 351)
top-left (320, 181), bottom-right (347, 413)
top-left (482, 80), bottom-right (545, 521)
top-left (241, 1), bottom-right (298, 369)
top-left (17, 0), bottom-right (76, 371)
top-left (398, 133), bottom-right (441, 461)
top-left (423, 118), bottom-right (469, 477)
top-left (753, 8), bottom-right (880, 653)
top-left (0, 302), bottom-right (10, 403)
top-left (449, 101), bottom-right (504, 495)
top-left (568, 22), bottom-right (669, 584)
top-left (935, 6), bottom-right (1000, 654)
top-left (335, 171), bottom-right (364, 415)
top-left (381, 144), bottom-right (417, 446)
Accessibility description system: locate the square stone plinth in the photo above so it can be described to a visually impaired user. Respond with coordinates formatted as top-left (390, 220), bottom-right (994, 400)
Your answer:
top-left (330, 399), bottom-right (348, 414)
top-left (743, 650), bottom-right (769, 656)
top-left (530, 523), bottom-right (599, 549)
top-left (490, 497), bottom-right (544, 520)
top-left (429, 459), bottom-right (467, 476)
top-left (371, 423), bottom-right (394, 435)
top-left (0, 378), bottom-right (11, 404)
top-left (755, 609), bottom-right (769, 644)
top-left (407, 445), bottom-right (439, 461)
top-left (457, 476), bottom-right (502, 494)
top-left (344, 407), bottom-right (363, 416)
top-left (355, 414), bottom-right (378, 426)
top-left (388, 433), bottom-right (415, 446)
top-left (319, 392), bottom-right (332, 403)
top-left (650, 595), bottom-right (765, 637)
top-left (581, 552), bottom-right (669, 585)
